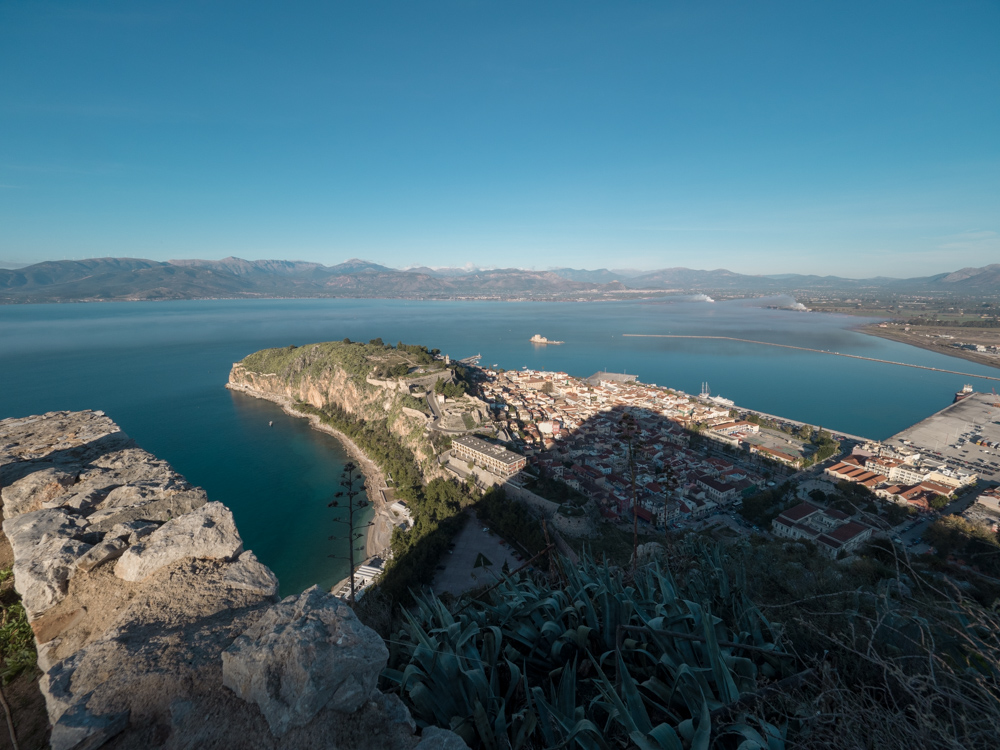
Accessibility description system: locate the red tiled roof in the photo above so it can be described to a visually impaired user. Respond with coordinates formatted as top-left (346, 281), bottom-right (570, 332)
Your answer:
top-left (827, 521), bottom-right (870, 543)
top-left (776, 502), bottom-right (822, 523)
top-left (816, 533), bottom-right (843, 549)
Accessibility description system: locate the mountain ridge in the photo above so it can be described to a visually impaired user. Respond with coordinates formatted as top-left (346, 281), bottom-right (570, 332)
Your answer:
top-left (1, 257), bottom-right (998, 303)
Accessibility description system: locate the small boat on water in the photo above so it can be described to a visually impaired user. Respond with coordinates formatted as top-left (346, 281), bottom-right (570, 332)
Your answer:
top-left (268, 420), bottom-right (273, 427)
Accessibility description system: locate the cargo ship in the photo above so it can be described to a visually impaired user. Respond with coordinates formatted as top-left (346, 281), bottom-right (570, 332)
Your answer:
top-left (954, 384), bottom-right (974, 403)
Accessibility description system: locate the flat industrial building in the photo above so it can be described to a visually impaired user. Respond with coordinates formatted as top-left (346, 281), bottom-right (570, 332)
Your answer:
top-left (887, 392), bottom-right (1000, 483)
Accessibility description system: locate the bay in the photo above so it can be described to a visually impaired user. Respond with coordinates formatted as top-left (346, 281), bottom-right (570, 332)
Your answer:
top-left (2, 297), bottom-right (998, 594)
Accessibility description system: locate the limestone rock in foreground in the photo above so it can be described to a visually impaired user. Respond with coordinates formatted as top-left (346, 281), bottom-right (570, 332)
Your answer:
top-left (2, 409), bottom-right (439, 749)
top-left (85, 488), bottom-right (207, 532)
top-left (2, 507), bottom-right (89, 555)
top-left (12, 536), bottom-right (92, 618)
top-left (3, 508), bottom-right (92, 618)
top-left (114, 501), bottom-right (244, 581)
top-left (75, 537), bottom-right (129, 574)
top-left (222, 584), bottom-right (390, 736)
top-left (48, 696), bottom-right (128, 750)
top-left (0, 465), bottom-right (78, 516)
top-left (223, 550), bottom-right (281, 596)
top-left (0, 410), bottom-right (133, 485)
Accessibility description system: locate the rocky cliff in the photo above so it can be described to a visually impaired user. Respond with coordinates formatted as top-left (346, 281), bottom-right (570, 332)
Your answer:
top-left (227, 342), bottom-right (445, 482)
top-left (0, 410), bottom-right (465, 750)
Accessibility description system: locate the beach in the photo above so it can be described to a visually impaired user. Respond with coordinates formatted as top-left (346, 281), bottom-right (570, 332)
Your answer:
top-left (225, 381), bottom-right (397, 563)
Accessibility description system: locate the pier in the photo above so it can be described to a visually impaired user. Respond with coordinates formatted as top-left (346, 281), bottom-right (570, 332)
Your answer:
top-left (622, 334), bottom-right (1000, 383)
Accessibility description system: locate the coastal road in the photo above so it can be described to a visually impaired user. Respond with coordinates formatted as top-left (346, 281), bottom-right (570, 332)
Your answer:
top-left (425, 390), bottom-right (442, 423)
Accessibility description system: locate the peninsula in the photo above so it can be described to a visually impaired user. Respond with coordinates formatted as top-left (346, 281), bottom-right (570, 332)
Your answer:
top-left (225, 339), bottom-right (492, 589)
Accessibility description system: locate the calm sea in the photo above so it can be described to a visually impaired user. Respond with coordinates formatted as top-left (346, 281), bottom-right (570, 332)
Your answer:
top-left (3, 297), bottom-right (998, 593)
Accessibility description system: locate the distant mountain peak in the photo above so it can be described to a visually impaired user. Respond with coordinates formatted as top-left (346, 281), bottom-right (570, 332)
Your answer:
top-left (3, 257), bottom-right (999, 303)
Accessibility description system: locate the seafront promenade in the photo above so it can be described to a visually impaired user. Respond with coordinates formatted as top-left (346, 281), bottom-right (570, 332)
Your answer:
top-left (735, 405), bottom-right (871, 444)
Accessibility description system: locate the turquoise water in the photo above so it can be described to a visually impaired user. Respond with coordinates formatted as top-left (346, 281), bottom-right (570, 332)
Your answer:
top-left (2, 298), bottom-right (998, 593)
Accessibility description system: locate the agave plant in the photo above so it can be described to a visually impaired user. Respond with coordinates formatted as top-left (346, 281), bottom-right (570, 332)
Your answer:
top-left (384, 545), bottom-right (789, 748)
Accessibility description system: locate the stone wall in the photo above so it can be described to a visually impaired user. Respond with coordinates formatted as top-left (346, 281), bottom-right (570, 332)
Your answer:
top-left (502, 482), bottom-right (559, 518)
top-left (364, 376), bottom-right (411, 393)
top-left (0, 411), bottom-right (465, 750)
top-left (551, 510), bottom-right (597, 538)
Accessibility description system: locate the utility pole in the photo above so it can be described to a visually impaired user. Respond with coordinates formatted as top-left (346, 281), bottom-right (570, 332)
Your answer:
top-left (328, 461), bottom-right (372, 604)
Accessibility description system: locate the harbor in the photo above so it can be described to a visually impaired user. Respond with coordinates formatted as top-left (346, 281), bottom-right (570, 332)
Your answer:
top-left (886, 391), bottom-right (1000, 484)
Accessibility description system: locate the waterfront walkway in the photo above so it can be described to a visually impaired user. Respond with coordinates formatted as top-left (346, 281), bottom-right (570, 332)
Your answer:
top-left (622, 334), bottom-right (1000, 382)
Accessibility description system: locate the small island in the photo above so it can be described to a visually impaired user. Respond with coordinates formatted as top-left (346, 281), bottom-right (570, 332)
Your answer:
top-left (530, 334), bottom-right (564, 345)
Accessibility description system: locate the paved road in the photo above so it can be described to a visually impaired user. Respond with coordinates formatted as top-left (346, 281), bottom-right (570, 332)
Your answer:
top-left (425, 391), bottom-right (442, 423)
top-left (887, 487), bottom-right (980, 555)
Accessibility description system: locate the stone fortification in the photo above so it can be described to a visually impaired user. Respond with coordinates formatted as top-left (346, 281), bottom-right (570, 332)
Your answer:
top-left (0, 411), bottom-right (465, 750)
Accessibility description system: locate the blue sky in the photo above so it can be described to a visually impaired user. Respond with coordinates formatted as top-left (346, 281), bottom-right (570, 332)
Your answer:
top-left (1, 1), bottom-right (997, 276)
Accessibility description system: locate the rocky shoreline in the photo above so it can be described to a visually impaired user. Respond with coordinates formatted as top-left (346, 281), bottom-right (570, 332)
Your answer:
top-left (0, 410), bottom-right (465, 750)
top-left (225, 381), bottom-right (396, 560)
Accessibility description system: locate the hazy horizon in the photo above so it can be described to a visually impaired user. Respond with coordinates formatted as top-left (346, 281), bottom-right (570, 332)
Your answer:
top-left (2, 253), bottom-right (998, 281)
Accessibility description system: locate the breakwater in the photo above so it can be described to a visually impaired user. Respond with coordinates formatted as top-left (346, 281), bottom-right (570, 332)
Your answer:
top-left (622, 334), bottom-right (1000, 383)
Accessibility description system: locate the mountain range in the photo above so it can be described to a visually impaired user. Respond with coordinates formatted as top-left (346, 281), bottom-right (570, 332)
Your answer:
top-left (1, 257), bottom-right (998, 303)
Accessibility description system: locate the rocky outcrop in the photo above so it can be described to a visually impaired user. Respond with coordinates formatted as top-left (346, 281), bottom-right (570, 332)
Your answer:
top-left (222, 585), bottom-right (389, 735)
top-left (0, 411), bottom-right (467, 750)
top-left (228, 359), bottom-right (445, 482)
top-left (114, 501), bottom-right (243, 581)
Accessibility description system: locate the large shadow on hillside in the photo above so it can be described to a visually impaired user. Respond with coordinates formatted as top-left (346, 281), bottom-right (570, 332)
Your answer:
top-left (367, 396), bottom-right (799, 618)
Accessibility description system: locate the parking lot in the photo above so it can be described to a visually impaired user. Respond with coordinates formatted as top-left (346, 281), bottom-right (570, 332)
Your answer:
top-left (741, 428), bottom-right (808, 462)
top-left (886, 392), bottom-right (1000, 483)
top-left (431, 510), bottom-right (524, 597)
